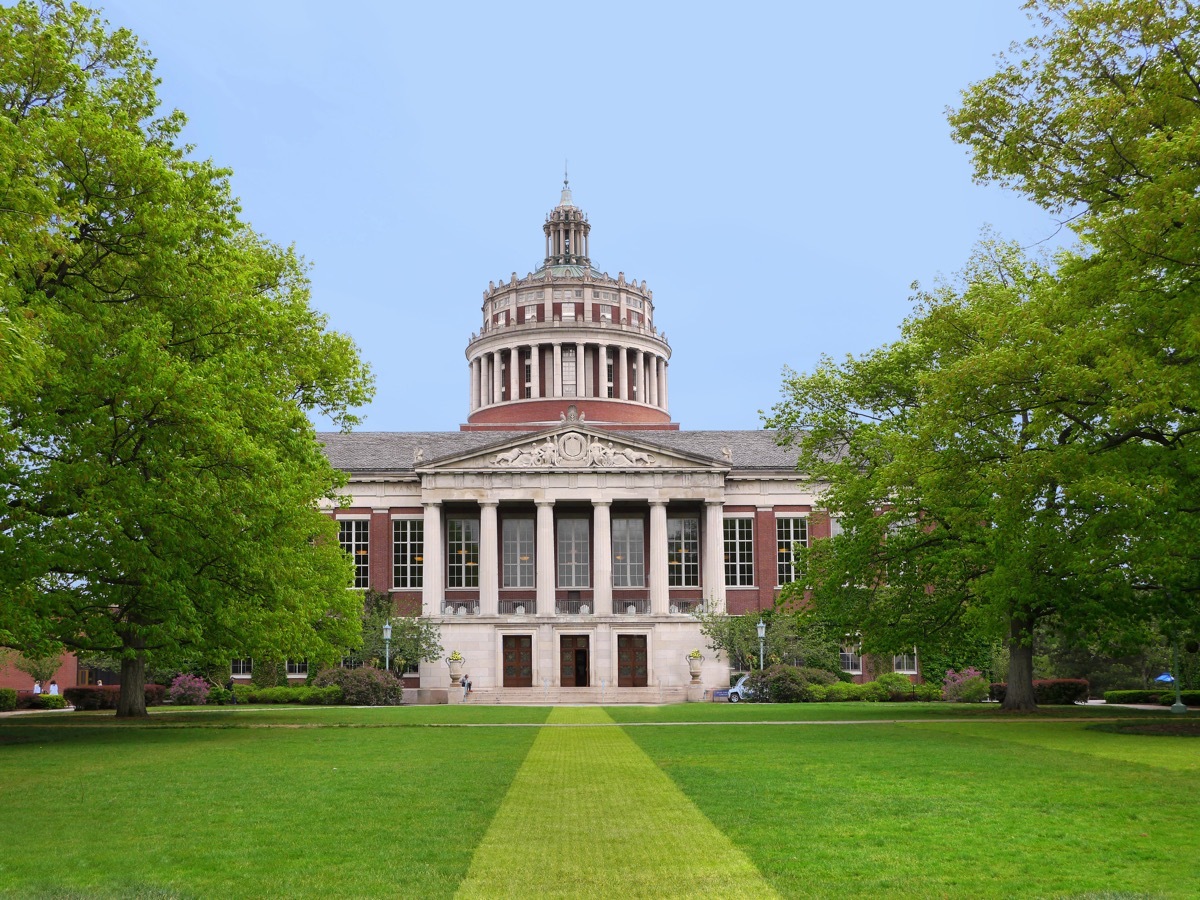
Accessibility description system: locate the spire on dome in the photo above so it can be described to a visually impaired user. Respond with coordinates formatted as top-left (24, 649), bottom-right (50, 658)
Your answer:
top-left (560, 160), bottom-right (573, 207)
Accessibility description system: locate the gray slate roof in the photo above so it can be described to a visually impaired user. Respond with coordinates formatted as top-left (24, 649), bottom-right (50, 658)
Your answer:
top-left (317, 429), bottom-right (801, 474)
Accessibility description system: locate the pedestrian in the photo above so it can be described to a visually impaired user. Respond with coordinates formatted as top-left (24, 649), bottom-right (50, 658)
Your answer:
top-left (462, 674), bottom-right (471, 700)
top-left (32, 681), bottom-right (42, 694)
top-left (226, 678), bottom-right (237, 705)
top-left (48, 680), bottom-right (59, 696)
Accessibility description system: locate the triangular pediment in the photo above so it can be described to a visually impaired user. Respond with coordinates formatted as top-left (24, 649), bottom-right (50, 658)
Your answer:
top-left (420, 425), bottom-right (726, 473)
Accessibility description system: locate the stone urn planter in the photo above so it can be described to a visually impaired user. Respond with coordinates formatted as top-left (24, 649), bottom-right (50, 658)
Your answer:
top-left (686, 653), bottom-right (703, 684)
top-left (447, 655), bottom-right (464, 685)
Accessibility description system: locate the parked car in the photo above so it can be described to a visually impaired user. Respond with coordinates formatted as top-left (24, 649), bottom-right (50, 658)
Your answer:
top-left (728, 674), bottom-right (756, 703)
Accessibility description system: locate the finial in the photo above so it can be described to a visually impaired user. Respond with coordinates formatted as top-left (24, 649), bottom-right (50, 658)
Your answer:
top-left (564, 159), bottom-right (569, 189)
top-left (559, 161), bottom-right (574, 207)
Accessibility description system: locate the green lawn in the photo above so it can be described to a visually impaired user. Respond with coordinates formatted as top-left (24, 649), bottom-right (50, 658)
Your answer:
top-left (1, 704), bottom-right (1195, 898)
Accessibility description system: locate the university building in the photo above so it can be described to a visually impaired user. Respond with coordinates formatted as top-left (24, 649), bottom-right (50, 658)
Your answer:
top-left (318, 180), bottom-right (904, 701)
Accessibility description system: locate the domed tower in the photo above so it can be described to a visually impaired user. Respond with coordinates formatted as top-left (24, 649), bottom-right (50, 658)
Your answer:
top-left (462, 179), bottom-right (675, 431)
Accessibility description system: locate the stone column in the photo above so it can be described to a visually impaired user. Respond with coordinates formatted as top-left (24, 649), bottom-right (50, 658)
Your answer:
top-left (536, 501), bottom-right (555, 616)
top-left (574, 342), bottom-right (584, 398)
top-left (704, 500), bottom-right (727, 612)
top-left (648, 355), bottom-right (659, 407)
top-left (509, 348), bottom-right (521, 401)
top-left (618, 346), bottom-right (628, 400)
top-left (592, 500), bottom-right (612, 616)
top-left (649, 501), bottom-right (669, 615)
top-left (479, 354), bottom-right (489, 407)
top-left (479, 501), bottom-right (498, 616)
top-left (552, 343), bottom-right (563, 398)
top-left (469, 357), bottom-right (478, 412)
top-left (634, 350), bottom-right (645, 402)
top-left (421, 502), bottom-right (443, 616)
top-left (530, 342), bottom-right (541, 399)
top-left (492, 350), bottom-right (504, 404)
top-left (661, 361), bottom-right (669, 411)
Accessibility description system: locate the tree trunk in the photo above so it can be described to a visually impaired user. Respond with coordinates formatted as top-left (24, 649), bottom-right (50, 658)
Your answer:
top-left (116, 655), bottom-right (148, 718)
top-left (1002, 615), bottom-right (1037, 711)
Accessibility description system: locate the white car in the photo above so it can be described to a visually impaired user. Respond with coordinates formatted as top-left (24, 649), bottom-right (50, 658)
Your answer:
top-left (728, 674), bottom-right (756, 702)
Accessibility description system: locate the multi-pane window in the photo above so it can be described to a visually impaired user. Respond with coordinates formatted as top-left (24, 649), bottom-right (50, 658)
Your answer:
top-left (557, 518), bottom-right (590, 588)
top-left (612, 517), bottom-right (645, 587)
top-left (339, 519), bottom-right (370, 588)
top-left (447, 518), bottom-right (480, 588)
top-left (562, 302), bottom-right (576, 322)
top-left (776, 517), bottom-right (808, 585)
top-left (231, 659), bottom-right (252, 677)
top-left (723, 518), bottom-right (754, 586)
top-left (562, 347), bottom-right (577, 397)
top-left (894, 650), bottom-right (918, 674)
top-left (502, 518), bottom-right (535, 588)
top-left (523, 351), bottom-right (532, 399)
top-left (605, 350), bottom-right (615, 398)
top-left (667, 517), bottom-right (700, 587)
top-left (286, 660), bottom-right (308, 677)
top-left (840, 644), bottom-right (862, 674)
top-left (393, 519), bottom-right (423, 589)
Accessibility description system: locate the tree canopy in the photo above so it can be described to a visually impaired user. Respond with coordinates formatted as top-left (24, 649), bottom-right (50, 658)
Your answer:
top-left (769, 0), bottom-right (1200, 709)
top-left (0, 1), bottom-right (374, 715)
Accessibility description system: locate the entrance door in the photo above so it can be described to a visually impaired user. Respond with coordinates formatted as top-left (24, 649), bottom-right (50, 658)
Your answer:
top-left (617, 635), bottom-right (648, 687)
top-left (560, 635), bottom-right (589, 687)
top-left (503, 635), bottom-right (533, 687)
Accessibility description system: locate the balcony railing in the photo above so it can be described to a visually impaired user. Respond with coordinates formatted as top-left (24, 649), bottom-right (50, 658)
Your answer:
top-left (669, 600), bottom-right (704, 614)
top-left (499, 599), bottom-right (533, 615)
top-left (441, 601), bottom-right (479, 616)
top-left (556, 599), bottom-right (593, 615)
top-left (618, 598), bottom-right (650, 615)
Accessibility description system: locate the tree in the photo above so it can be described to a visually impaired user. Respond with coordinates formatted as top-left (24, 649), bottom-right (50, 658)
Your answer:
top-left (13, 651), bottom-right (61, 686)
top-left (346, 590), bottom-right (442, 675)
top-left (694, 606), bottom-right (841, 675)
top-left (0, 2), bottom-right (374, 716)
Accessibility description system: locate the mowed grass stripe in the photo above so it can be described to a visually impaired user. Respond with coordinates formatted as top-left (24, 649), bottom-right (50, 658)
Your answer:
top-left (455, 707), bottom-right (778, 899)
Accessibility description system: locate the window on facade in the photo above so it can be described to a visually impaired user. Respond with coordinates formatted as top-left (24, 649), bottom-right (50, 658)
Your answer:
top-left (447, 518), bottom-right (480, 588)
top-left (231, 658), bottom-right (252, 677)
top-left (339, 519), bottom-right (370, 588)
top-left (600, 305), bottom-right (612, 322)
top-left (894, 650), bottom-right (918, 674)
top-left (523, 352), bottom-right (532, 399)
top-left (502, 518), bottom-right (535, 588)
top-left (286, 660), bottom-right (308, 677)
top-left (393, 518), bottom-right (423, 589)
top-left (829, 516), bottom-right (844, 538)
top-left (562, 347), bottom-right (577, 397)
top-left (557, 518), bottom-right (590, 588)
top-left (562, 303), bottom-right (576, 322)
top-left (723, 518), bottom-right (754, 586)
top-left (840, 644), bottom-right (862, 674)
top-left (668, 517), bottom-right (699, 587)
top-left (776, 517), bottom-right (808, 585)
top-left (606, 350), bottom-right (614, 398)
top-left (612, 517), bottom-right (645, 587)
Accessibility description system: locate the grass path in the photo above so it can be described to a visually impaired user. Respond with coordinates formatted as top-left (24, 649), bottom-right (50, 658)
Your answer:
top-left (455, 707), bottom-right (778, 899)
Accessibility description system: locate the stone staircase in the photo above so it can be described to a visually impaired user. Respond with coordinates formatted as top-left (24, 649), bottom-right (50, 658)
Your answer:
top-left (455, 685), bottom-right (694, 705)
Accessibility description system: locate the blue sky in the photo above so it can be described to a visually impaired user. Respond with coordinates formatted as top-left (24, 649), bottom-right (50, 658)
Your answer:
top-left (104, 1), bottom-right (1067, 432)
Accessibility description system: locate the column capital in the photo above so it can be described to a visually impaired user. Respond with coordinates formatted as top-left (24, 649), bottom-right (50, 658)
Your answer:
top-left (705, 499), bottom-right (725, 508)
top-left (536, 499), bottom-right (555, 507)
top-left (591, 499), bottom-right (612, 507)
top-left (422, 500), bottom-right (442, 508)
top-left (649, 499), bottom-right (667, 508)
top-left (479, 500), bottom-right (499, 508)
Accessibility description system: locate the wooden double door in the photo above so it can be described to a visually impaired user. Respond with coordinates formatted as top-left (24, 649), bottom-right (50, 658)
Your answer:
top-left (617, 635), bottom-right (648, 687)
top-left (560, 635), bottom-right (589, 687)
top-left (502, 635), bottom-right (533, 687)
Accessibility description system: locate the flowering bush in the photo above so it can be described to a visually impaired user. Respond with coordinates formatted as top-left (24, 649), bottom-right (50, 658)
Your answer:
top-left (447, 651), bottom-right (464, 662)
top-left (313, 666), bottom-right (401, 706)
top-left (169, 673), bottom-right (210, 705)
top-left (943, 667), bottom-right (989, 703)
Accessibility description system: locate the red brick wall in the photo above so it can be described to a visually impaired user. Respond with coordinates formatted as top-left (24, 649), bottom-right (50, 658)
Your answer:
top-left (0, 654), bottom-right (79, 691)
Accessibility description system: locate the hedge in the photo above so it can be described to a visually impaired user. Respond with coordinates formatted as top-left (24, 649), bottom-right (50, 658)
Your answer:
top-left (0, 688), bottom-right (16, 711)
top-left (990, 679), bottom-right (1090, 705)
top-left (62, 684), bottom-right (167, 710)
top-left (15, 693), bottom-right (69, 710)
top-left (243, 685), bottom-right (343, 705)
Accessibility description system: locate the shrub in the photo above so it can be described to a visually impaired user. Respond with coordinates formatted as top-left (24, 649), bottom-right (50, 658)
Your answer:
top-left (873, 672), bottom-right (916, 701)
top-left (743, 665), bottom-right (837, 703)
top-left (0, 688), bottom-right (16, 711)
top-left (858, 680), bottom-right (888, 702)
top-left (59, 684), bottom-right (163, 710)
top-left (145, 684), bottom-right (166, 706)
top-left (169, 673), bottom-right (210, 706)
top-left (805, 683), bottom-right (830, 702)
top-left (944, 668), bottom-right (989, 702)
top-left (313, 666), bottom-right (401, 706)
top-left (244, 685), bottom-right (343, 705)
top-left (232, 684), bottom-right (254, 704)
top-left (914, 682), bottom-right (943, 701)
top-left (824, 681), bottom-right (861, 702)
top-left (992, 679), bottom-right (1090, 705)
top-left (1158, 690), bottom-right (1200, 707)
top-left (1104, 690), bottom-right (1166, 705)
top-left (207, 687), bottom-right (232, 705)
top-left (19, 693), bottom-right (69, 710)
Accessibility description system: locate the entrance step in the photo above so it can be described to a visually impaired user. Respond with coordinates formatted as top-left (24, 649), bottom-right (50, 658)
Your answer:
top-left (458, 686), bottom-right (692, 705)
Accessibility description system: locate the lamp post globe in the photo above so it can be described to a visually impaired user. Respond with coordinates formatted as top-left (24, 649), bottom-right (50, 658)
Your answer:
top-left (383, 620), bottom-right (392, 673)
top-left (756, 618), bottom-right (766, 671)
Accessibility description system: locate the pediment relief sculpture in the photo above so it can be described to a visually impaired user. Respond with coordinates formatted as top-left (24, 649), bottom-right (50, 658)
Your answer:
top-left (490, 430), bottom-right (656, 468)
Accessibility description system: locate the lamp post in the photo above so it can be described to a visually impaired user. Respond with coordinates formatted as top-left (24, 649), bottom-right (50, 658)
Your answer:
top-left (1171, 635), bottom-right (1187, 715)
top-left (756, 618), bottom-right (766, 671)
top-left (383, 620), bottom-right (392, 673)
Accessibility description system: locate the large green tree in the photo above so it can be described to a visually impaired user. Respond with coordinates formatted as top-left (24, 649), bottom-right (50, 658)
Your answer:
top-left (0, 2), bottom-right (374, 715)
